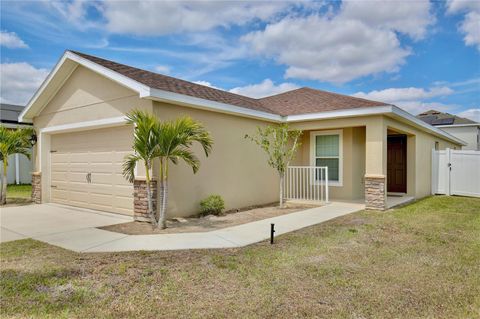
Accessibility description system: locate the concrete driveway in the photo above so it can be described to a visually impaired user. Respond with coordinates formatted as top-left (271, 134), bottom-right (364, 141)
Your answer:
top-left (0, 203), bottom-right (130, 243)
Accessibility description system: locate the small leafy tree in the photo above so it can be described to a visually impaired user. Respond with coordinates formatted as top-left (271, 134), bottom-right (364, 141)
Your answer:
top-left (122, 110), bottom-right (161, 227)
top-left (0, 125), bottom-right (34, 205)
top-left (155, 117), bottom-right (213, 229)
top-left (245, 124), bottom-right (302, 208)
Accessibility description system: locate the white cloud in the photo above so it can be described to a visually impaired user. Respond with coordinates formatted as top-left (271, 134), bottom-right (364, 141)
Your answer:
top-left (352, 86), bottom-right (455, 114)
top-left (457, 108), bottom-right (480, 122)
top-left (154, 65), bottom-right (171, 74)
top-left (446, 0), bottom-right (480, 51)
top-left (242, 0), bottom-right (433, 83)
top-left (0, 30), bottom-right (28, 48)
top-left (100, 1), bottom-right (294, 36)
top-left (193, 81), bottom-right (222, 90)
top-left (353, 87), bottom-right (454, 103)
top-left (460, 11), bottom-right (480, 50)
top-left (341, 0), bottom-right (434, 40)
top-left (0, 62), bottom-right (49, 105)
top-left (229, 79), bottom-right (299, 98)
top-left (446, 0), bottom-right (480, 14)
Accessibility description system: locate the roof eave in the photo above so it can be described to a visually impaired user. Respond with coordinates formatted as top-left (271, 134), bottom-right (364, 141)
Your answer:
top-left (19, 51), bottom-right (151, 123)
top-left (144, 88), bottom-right (283, 122)
top-left (389, 106), bottom-right (467, 146)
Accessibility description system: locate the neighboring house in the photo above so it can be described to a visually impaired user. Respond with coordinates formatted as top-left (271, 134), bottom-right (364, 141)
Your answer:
top-left (0, 103), bottom-right (33, 184)
top-left (19, 51), bottom-right (465, 219)
top-left (417, 110), bottom-right (480, 151)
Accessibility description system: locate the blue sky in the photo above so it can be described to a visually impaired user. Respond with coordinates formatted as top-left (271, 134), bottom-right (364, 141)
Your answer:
top-left (1, 0), bottom-right (479, 120)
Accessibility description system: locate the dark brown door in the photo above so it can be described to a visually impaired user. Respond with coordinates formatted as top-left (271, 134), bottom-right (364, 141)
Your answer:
top-left (387, 135), bottom-right (407, 193)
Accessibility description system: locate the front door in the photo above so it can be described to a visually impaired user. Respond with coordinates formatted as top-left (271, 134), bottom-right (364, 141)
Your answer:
top-left (387, 135), bottom-right (407, 193)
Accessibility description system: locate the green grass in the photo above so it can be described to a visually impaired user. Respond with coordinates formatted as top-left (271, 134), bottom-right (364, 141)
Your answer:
top-left (5, 184), bottom-right (32, 205)
top-left (1, 196), bottom-right (479, 318)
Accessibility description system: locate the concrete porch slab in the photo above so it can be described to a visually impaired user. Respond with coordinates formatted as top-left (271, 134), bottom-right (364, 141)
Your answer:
top-left (386, 195), bottom-right (415, 209)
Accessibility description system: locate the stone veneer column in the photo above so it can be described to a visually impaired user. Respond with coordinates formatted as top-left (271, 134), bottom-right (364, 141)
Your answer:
top-left (133, 179), bottom-right (157, 222)
top-left (365, 175), bottom-right (386, 210)
top-left (31, 172), bottom-right (42, 204)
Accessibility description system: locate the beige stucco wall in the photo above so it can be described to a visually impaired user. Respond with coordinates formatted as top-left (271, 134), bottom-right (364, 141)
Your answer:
top-left (152, 101), bottom-right (279, 217)
top-left (291, 127), bottom-right (365, 200)
top-left (439, 126), bottom-right (479, 151)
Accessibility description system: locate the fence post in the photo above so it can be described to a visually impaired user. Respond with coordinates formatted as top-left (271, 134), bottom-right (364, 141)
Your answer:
top-left (431, 148), bottom-right (436, 195)
top-left (446, 148), bottom-right (451, 196)
top-left (325, 167), bottom-right (329, 203)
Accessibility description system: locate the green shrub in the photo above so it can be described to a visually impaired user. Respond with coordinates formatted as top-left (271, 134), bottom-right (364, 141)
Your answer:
top-left (200, 195), bottom-right (225, 216)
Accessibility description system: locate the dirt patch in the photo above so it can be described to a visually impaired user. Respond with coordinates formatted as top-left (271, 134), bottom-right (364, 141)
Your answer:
top-left (100, 203), bottom-right (317, 235)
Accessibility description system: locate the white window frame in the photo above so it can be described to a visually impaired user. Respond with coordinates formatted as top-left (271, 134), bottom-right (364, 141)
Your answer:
top-left (310, 129), bottom-right (343, 187)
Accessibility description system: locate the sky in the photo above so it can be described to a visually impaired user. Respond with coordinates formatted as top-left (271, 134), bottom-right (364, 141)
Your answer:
top-left (0, 0), bottom-right (479, 121)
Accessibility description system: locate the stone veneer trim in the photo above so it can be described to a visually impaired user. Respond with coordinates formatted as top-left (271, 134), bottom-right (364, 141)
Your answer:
top-left (365, 175), bottom-right (386, 210)
top-left (133, 179), bottom-right (158, 222)
top-left (31, 172), bottom-right (42, 204)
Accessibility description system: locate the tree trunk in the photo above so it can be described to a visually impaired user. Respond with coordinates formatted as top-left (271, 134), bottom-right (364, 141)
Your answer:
top-left (279, 172), bottom-right (284, 208)
top-left (159, 162), bottom-right (168, 229)
top-left (1, 161), bottom-right (7, 205)
top-left (145, 165), bottom-right (157, 227)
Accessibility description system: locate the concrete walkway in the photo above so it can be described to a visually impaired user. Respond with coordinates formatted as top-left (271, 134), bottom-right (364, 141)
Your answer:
top-left (1, 202), bottom-right (364, 252)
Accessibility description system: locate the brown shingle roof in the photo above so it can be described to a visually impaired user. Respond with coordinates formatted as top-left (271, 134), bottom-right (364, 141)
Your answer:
top-left (259, 87), bottom-right (388, 116)
top-left (70, 50), bottom-right (389, 116)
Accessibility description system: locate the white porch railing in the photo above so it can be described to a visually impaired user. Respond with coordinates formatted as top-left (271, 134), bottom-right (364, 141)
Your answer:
top-left (284, 166), bottom-right (329, 203)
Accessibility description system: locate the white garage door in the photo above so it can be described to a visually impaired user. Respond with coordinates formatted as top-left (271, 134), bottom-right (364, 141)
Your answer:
top-left (50, 125), bottom-right (134, 215)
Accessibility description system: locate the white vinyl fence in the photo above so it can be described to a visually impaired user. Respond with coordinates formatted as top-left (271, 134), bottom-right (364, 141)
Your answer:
top-left (432, 148), bottom-right (480, 197)
top-left (284, 166), bottom-right (329, 203)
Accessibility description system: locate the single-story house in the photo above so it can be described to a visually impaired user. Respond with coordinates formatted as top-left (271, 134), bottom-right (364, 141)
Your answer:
top-left (19, 51), bottom-right (465, 219)
top-left (417, 110), bottom-right (479, 151)
top-left (0, 103), bottom-right (33, 184)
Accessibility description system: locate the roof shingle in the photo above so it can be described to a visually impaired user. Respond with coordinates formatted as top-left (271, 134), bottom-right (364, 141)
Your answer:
top-left (70, 51), bottom-right (389, 116)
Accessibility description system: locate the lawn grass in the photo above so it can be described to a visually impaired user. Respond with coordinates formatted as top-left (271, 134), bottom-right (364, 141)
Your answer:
top-left (5, 184), bottom-right (32, 205)
top-left (1, 196), bottom-right (479, 318)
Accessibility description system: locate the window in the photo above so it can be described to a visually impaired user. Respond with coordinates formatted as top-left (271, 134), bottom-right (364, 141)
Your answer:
top-left (310, 130), bottom-right (343, 186)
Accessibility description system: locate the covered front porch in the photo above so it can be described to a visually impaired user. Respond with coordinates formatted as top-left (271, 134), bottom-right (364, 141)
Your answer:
top-left (286, 115), bottom-right (419, 210)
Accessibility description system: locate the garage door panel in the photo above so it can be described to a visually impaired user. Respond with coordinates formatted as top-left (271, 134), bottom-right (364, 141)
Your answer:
top-left (69, 153), bottom-right (92, 163)
top-left (51, 153), bottom-right (70, 163)
top-left (68, 172), bottom-right (88, 183)
top-left (69, 190), bottom-right (91, 203)
top-left (51, 163), bottom-right (69, 172)
top-left (50, 125), bottom-right (133, 215)
top-left (90, 164), bottom-right (114, 173)
top-left (51, 171), bottom-right (68, 181)
top-left (91, 174), bottom-right (129, 185)
top-left (51, 189), bottom-right (68, 199)
top-left (90, 193), bottom-right (113, 206)
top-left (111, 174), bottom-right (130, 185)
top-left (112, 185), bottom-right (133, 197)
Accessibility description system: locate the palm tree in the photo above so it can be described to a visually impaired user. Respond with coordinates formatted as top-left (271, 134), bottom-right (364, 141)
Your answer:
top-left (156, 117), bottom-right (213, 229)
top-left (0, 125), bottom-right (34, 205)
top-left (122, 110), bottom-right (161, 227)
